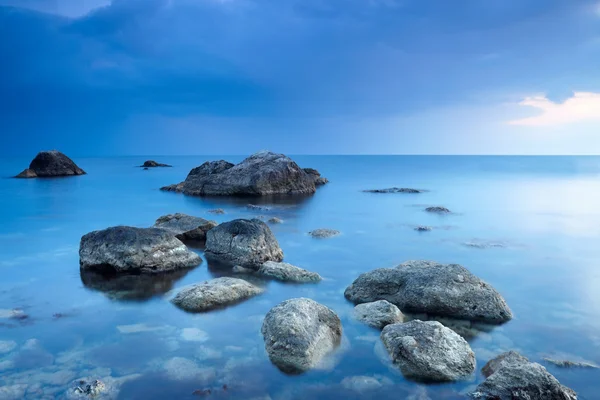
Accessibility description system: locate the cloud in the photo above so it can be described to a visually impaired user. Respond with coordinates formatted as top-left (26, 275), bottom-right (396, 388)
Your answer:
top-left (508, 92), bottom-right (600, 127)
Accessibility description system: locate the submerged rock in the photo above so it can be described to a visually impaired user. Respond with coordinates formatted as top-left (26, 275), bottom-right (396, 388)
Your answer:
top-left (205, 219), bottom-right (283, 268)
top-left (425, 206), bottom-right (451, 213)
top-left (171, 277), bottom-right (264, 312)
top-left (471, 351), bottom-right (577, 399)
top-left (79, 226), bottom-right (202, 274)
top-left (247, 204), bottom-right (272, 211)
top-left (233, 261), bottom-right (321, 283)
top-left (308, 228), bottom-right (340, 238)
top-left (141, 160), bottom-right (172, 168)
top-left (163, 151), bottom-right (317, 196)
top-left (153, 213), bottom-right (217, 241)
top-left (262, 298), bottom-right (342, 374)
top-left (344, 260), bottom-right (512, 324)
top-left (268, 217), bottom-right (283, 224)
top-left (381, 320), bottom-right (475, 382)
top-left (15, 150), bottom-right (85, 178)
top-left (67, 374), bottom-right (142, 400)
top-left (353, 300), bottom-right (404, 329)
top-left (364, 187), bottom-right (424, 193)
top-left (303, 168), bottom-right (329, 185)
top-left (208, 208), bottom-right (226, 215)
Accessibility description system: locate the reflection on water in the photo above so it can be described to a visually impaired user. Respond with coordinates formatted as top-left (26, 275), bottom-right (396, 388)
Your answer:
top-left (2, 156), bottom-right (600, 399)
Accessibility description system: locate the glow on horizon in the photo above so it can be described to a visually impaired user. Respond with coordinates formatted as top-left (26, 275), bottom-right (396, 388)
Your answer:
top-left (508, 92), bottom-right (600, 127)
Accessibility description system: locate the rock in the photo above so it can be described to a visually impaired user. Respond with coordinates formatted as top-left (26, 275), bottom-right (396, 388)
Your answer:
top-left (0, 340), bottom-right (17, 354)
top-left (205, 219), bottom-right (283, 268)
top-left (67, 375), bottom-right (142, 400)
top-left (303, 168), bottom-right (329, 185)
top-left (471, 351), bottom-right (577, 399)
top-left (381, 320), bottom-right (475, 382)
top-left (364, 187), bottom-right (423, 193)
top-left (425, 206), bottom-right (451, 213)
top-left (163, 357), bottom-right (216, 381)
top-left (268, 217), bottom-right (283, 224)
top-left (233, 261), bottom-right (321, 283)
top-left (340, 375), bottom-right (392, 392)
top-left (247, 204), bottom-right (271, 211)
top-left (154, 213), bottom-right (217, 241)
top-left (161, 183), bottom-right (184, 192)
top-left (308, 228), bottom-right (340, 238)
top-left (353, 300), bottom-right (404, 329)
top-left (16, 150), bottom-right (86, 178)
top-left (208, 208), bottom-right (225, 215)
top-left (261, 298), bottom-right (342, 374)
top-left (15, 168), bottom-right (37, 178)
top-left (415, 226), bottom-right (432, 232)
top-left (164, 151), bottom-right (317, 196)
top-left (543, 358), bottom-right (599, 369)
top-left (344, 260), bottom-right (512, 324)
top-left (141, 160), bottom-right (172, 167)
top-left (171, 277), bottom-right (264, 312)
top-left (79, 226), bottom-right (201, 274)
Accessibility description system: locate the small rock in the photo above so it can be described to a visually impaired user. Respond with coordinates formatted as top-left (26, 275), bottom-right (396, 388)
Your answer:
top-left (415, 226), bottom-right (432, 232)
top-left (141, 160), bottom-right (172, 168)
top-left (425, 206), bottom-right (451, 213)
top-left (308, 229), bottom-right (340, 239)
top-left (381, 320), bottom-right (476, 382)
top-left (463, 241), bottom-right (507, 249)
top-left (234, 261), bottom-right (322, 283)
top-left (268, 217), bottom-right (283, 224)
top-left (208, 209), bottom-right (225, 214)
top-left (0, 309), bottom-right (27, 319)
top-left (15, 150), bottom-right (85, 178)
top-left (353, 300), bottom-right (404, 329)
top-left (262, 298), bottom-right (342, 374)
top-left (171, 277), bottom-right (264, 312)
top-left (247, 204), bottom-right (271, 211)
top-left (364, 187), bottom-right (424, 193)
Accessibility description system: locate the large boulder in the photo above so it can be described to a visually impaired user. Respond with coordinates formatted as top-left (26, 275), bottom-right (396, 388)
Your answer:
top-left (470, 351), bottom-right (577, 399)
top-left (79, 226), bottom-right (201, 274)
top-left (162, 151), bottom-right (317, 196)
top-left (233, 261), bottom-right (321, 283)
top-left (153, 213), bottom-right (217, 241)
top-left (381, 320), bottom-right (475, 382)
top-left (353, 300), bottom-right (404, 329)
top-left (171, 277), bottom-right (264, 312)
top-left (15, 151), bottom-right (85, 178)
top-left (205, 219), bottom-right (283, 268)
top-left (344, 260), bottom-right (512, 324)
top-left (261, 298), bottom-right (342, 374)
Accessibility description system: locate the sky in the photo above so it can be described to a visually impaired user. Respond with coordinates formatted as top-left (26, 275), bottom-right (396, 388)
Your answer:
top-left (1, 0), bottom-right (600, 156)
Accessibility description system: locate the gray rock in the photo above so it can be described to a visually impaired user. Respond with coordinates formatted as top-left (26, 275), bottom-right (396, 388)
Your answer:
top-left (153, 213), bottom-right (217, 241)
top-left (208, 208), bottom-right (225, 214)
top-left (268, 217), bottom-right (283, 224)
top-left (543, 358), bottom-right (599, 369)
top-left (463, 240), bottom-right (507, 249)
top-left (79, 226), bottom-right (202, 274)
top-left (344, 260), bottom-right (512, 324)
top-left (160, 183), bottom-right (184, 192)
top-left (308, 228), bottom-right (340, 238)
top-left (303, 168), bottom-right (329, 185)
top-left (471, 351), bottom-right (577, 399)
top-left (171, 277), bottom-right (264, 312)
top-left (364, 187), bottom-right (423, 193)
top-left (425, 206), bottom-right (451, 213)
top-left (353, 300), bottom-right (404, 329)
top-left (381, 320), bottom-right (475, 382)
top-left (233, 261), bottom-right (321, 283)
top-left (67, 374), bottom-right (142, 400)
top-left (165, 151), bottom-right (316, 196)
top-left (205, 219), bottom-right (283, 268)
top-left (141, 160), bottom-right (172, 167)
top-left (16, 150), bottom-right (85, 178)
top-left (415, 226), bottom-right (432, 232)
top-left (247, 204), bottom-right (272, 211)
top-left (261, 298), bottom-right (342, 374)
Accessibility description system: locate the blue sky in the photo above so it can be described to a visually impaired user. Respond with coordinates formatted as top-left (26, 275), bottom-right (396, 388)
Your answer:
top-left (1, 0), bottom-right (600, 155)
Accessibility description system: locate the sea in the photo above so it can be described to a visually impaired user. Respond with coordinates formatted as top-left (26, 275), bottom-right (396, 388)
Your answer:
top-left (1, 155), bottom-right (600, 399)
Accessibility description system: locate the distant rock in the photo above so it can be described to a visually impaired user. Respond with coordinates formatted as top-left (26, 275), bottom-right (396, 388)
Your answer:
top-left (471, 351), bottom-right (577, 399)
top-left (344, 260), bottom-right (512, 324)
top-left (15, 151), bottom-right (85, 178)
top-left (261, 298), bottom-right (342, 374)
top-left (161, 151), bottom-right (319, 196)
top-left (308, 228), bottom-right (340, 238)
top-left (303, 168), bottom-right (329, 185)
top-left (208, 208), bottom-right (226, 215)
top-left (233, 261), bottom-right (321, 283)
top-left (268, 217), bottom-right (283, 224)
top-left (364, 187), bottom-right (424, 194)
top-left (415, 226), bottom-right (432, 232)
top-left (353, 300), bottom-right (403, 329)
top-left (154, 213), bottom-right (217, 241)
top-left (425, 206), bottom-right (451, 214)
top-left (381, 320), bottom-right (475, 382)
top-left (171, 277), bottom-right (264, 312)
top-left (205, 219), bottom-right (283, 268)
top-left (140, 160), bottom-right (172, 168)
top-left (79, 226), bottom-right (202, 274)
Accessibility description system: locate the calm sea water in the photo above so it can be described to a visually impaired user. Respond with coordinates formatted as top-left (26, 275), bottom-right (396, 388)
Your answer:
top-left (1, 155), bottom-right (600, 399)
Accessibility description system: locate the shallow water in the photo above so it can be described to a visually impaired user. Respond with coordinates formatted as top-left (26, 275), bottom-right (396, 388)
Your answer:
top-left (1, 155), bottom-right (600, 399)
